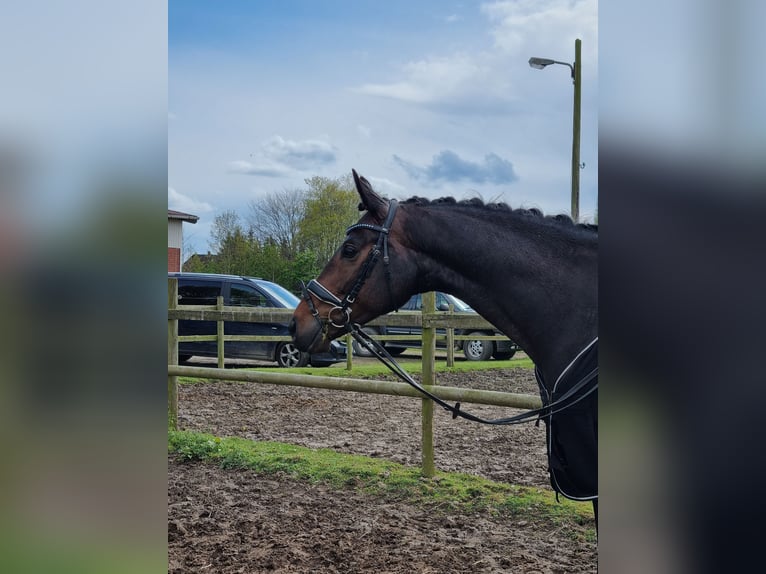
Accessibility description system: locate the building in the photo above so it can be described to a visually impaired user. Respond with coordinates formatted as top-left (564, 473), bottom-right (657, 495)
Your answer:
top-left (168, 209), bottom-right (199, 272)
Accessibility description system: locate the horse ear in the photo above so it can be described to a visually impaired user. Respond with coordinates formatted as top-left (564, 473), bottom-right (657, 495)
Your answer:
top-left (352, 169), bottom-right (388, 218)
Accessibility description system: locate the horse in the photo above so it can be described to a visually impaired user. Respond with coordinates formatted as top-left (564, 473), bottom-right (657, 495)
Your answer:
top-left (290, 169), bottom-right (598, 520)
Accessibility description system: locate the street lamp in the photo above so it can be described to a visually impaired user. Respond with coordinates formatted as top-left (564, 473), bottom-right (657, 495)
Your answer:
top-left (528, 39), bottom-right (582, 222)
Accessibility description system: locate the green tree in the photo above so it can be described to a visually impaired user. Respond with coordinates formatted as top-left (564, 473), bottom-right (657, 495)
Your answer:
top-left (297, 175), bottom-right (360, 268)
top-left (204, 211), bottom-right (256, 275)
top-left (214, 227), bottom-right (252, 275)
top-left (209, 210), bottom-right (243, 254)
top-left (246, 188), bottom-right (305, 260)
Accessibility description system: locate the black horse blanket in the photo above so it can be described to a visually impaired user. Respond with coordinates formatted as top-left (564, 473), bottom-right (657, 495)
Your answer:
top-left (536, 338), bottom-right (598, 501)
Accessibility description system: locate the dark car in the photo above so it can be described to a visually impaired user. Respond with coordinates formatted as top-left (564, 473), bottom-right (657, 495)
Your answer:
top-left (352, 292), bottom-right (518, 361)
top-left (169, 272), bottom-right (344, 367)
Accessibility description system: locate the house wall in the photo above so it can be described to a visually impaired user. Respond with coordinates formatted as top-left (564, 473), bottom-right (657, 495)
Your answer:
top-left (168, 247), bottom-right (181, 272)
top-left (168, 219), bottom-right (183, 248)
top-left (168, 219), bottom-right (184, 272)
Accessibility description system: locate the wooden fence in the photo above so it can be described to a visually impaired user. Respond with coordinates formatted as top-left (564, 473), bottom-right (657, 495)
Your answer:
top-left (167, 278), bottom-right (541, 476)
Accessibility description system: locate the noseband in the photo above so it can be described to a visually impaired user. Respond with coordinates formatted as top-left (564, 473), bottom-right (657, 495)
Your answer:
top-left (301, 200), bottom-right (398, 332)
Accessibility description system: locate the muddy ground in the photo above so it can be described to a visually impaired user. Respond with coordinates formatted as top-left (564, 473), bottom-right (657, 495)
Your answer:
top-left (169, 360), bottom-right (597, 572)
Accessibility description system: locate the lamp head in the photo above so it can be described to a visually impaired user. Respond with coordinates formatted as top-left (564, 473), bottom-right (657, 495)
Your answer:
top-left (528, 57), bottom-right (555, 69)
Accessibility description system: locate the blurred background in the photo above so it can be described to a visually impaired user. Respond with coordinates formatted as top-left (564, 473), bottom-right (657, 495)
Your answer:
top-left (0, 1), bottom-right (764, 572)
top-left (0, 1), bottom-right (167, 572)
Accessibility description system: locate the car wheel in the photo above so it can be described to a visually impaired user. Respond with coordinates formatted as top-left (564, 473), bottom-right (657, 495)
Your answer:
top-left (178, 354), bottom-right (192, 363)
top-left (276, 342), bottom-right (309, 368)
top-left (463, 332), bottom-right (493, 361)
top-left (492, 350), bottom-right (517, 360)
top-left (352, 327), bottom-right (380, 357)
top-left (386, 347), bottom-right (406, 357)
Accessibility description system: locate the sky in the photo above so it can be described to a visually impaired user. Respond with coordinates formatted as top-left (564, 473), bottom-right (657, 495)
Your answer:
top-left (169, 0), bottom-right (598, 256)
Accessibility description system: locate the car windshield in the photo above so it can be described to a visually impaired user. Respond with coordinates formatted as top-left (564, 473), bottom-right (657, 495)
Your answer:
top-left (448, 295), bottom-right (474, 312)
top-left (253, 279), bottom-right (300, 308)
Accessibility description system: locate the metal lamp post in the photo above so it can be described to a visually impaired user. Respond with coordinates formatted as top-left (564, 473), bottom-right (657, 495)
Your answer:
top-left (529, 38), bottom-right (582, 222)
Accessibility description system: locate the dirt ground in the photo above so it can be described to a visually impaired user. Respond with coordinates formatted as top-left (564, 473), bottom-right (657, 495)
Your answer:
top-left (169, 360), bottom-right (597, 573)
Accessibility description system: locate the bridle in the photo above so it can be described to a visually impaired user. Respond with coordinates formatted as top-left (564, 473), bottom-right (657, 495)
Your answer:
top-left (301, 199), bottom-right (398, 332)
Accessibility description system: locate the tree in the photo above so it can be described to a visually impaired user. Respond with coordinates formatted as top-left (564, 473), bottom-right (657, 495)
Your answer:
top-left (246, 188), bottom-right (306, 259)
top-left (297, 175), bottom-right (360, 267)
top-left (209, 210), bottom-right (243, 254)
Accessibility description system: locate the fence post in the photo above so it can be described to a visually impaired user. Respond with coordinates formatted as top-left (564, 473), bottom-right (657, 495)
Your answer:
top-left (345, 332), bottom-right (353, 370)
top-left (168, 279), bottom-right (179, 430)
top-left (216, 295), bottom-right (225, 369)
top-left (421, 291), bottom-right (436, 477)
top-left (445, 303), bottom-right (455, 367)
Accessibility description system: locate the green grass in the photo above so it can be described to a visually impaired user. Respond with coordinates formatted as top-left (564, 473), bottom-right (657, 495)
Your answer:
top-left (178, 354), bottom-right (533, 385)
top-left (283, 355), bottom-right (534, 379)
top-left (168, 430), bottom-right (594, 539)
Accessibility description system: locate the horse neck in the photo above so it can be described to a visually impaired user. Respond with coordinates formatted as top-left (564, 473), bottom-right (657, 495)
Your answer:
top-left (404, 206), bottom-right (598, 383)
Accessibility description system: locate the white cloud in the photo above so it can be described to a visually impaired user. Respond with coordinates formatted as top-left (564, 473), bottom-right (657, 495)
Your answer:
top-left (168, 187), bottom-right (213, 214)
top-left (229, 135), bottom-right (338, 177)
top-left (353, 0), bottom-right (597, 114)
top-left (367, 176), bottom-right (408, 196)
top-left (227, 159), bottom-right (290, 177)
top-left (262, 135), bottom-right (337, 169)
top-left (355, 52), bottom-right (507, 112)
top-left (481, 0), bottom-right (598, 65)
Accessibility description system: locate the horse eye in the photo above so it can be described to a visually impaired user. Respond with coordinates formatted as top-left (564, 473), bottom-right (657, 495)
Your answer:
top-left (341, 244), bottom-right (358, 259)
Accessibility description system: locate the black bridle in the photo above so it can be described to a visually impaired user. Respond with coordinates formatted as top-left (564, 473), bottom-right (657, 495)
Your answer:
top-left (301, 199), bottom-right (398, 331)
top-left (299, 197), bottom-right (597, 426)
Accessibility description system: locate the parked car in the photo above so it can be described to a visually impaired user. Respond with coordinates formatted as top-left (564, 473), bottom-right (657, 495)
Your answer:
top-left (352, 292), bottom-right (518, 361)
top-left (169, 272), bottom-right (344, 367)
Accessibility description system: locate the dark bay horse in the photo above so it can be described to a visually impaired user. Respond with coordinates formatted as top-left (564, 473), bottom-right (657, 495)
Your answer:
top-left (290, 170), bottom-right (598, 514)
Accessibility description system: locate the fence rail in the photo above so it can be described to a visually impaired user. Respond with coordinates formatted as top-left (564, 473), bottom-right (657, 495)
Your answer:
top-left (167, 278), bottom-right (540, 476)
top-left (169, 304), bottom-right (515, 367)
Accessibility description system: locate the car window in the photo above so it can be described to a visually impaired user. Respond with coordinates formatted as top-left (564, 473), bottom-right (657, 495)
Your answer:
top-left (178, 280), bottom-right (221, 305)
top-left (256, 280), bottom-right (300, 308)
top-left (401, 294), bottom-right (420, 311)
top-left (436, 293), bottom-right (451, 310)
top-left (230, 284), bottom-right (273, 307)
top-left (446, 295), bottom-right (473, 312)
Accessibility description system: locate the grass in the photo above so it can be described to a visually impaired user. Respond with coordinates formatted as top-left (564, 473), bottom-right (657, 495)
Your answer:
top-left (178, 353), bottom-right (534, 385)
top-left (168, 430), bottom-right (595, 540)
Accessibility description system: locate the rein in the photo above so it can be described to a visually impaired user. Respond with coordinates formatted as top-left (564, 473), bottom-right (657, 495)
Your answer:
top-left (349, 325), bottom-right (598, 426)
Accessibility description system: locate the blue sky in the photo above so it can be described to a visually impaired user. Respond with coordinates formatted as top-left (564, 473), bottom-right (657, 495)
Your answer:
top-left (169, 0), bottom-right (598, 255)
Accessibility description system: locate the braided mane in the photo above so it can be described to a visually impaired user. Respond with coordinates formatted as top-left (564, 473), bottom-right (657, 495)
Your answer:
top-left (400, 196), bottom-right (598, 232)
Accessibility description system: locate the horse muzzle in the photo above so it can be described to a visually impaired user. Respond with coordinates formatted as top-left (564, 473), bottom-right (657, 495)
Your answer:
top-left (289, 310), bottom-right (333, 354)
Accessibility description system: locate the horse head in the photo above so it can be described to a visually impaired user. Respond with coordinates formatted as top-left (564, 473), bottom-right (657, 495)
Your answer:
top-left (290, 170), bottom-right (415, 353)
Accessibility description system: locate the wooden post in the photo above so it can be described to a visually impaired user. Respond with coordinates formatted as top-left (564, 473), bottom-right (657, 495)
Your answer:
top-left (571, 38), bottom-right (582, 222)
top-left (420, 291), bottom-right (436, 477)
top-left (168, 279), bottom-right (179, 430)
top-left (345, 332), bottom-right (353, 370)
top-left (445, 303), bottom-right (455, 367)
top-left (216, 295), bottom-right (225, 369)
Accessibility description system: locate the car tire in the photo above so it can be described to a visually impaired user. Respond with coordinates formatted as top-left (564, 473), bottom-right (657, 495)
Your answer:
top-left (463, 332), bottom-right (494, 361)
top-left (276, 342), bottom-right (310, 368)
top-left (492, 350), bottom-right (517, 360)
top-left (386, 347), bottom-right (406, 357)
top-left (178, 354), bottom-right (192, 363)
top-left (352, 327), bottom-right (380, 357)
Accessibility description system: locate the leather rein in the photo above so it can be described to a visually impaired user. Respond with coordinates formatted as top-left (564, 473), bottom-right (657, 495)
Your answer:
top-left (300, 199), bottom-right (597, 426)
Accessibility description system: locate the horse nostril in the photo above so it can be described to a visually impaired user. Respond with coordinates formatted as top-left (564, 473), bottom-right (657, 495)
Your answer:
top-left (288, 317), bottom-right (296, 337)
